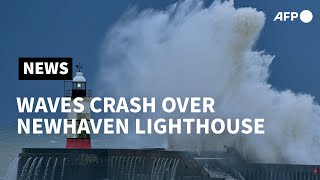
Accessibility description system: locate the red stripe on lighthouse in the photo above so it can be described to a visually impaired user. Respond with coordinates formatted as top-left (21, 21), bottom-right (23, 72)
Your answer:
top-left (66, 139), bottom-right (91, 149)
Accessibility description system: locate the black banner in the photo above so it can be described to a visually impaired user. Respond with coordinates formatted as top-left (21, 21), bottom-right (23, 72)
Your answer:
top-left (18, 57), bottom-right (73, 80)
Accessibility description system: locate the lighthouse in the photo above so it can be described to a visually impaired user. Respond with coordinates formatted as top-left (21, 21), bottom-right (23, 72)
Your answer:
top-left (65, 64), bottom-right (92, 149)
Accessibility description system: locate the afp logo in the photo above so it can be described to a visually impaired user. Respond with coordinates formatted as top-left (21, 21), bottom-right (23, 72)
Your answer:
top-left (19, 57), bottom-right (72, 80)
top-left (273, 10), bottom-right (313, 23)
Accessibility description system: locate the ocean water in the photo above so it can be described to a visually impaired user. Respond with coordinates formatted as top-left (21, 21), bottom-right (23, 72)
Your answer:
top-left (0, 128), bottom-right (64, 179)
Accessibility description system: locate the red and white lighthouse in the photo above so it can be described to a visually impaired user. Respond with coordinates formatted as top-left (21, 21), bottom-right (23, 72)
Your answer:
top-left (65, 64), bottom-right (92, 149)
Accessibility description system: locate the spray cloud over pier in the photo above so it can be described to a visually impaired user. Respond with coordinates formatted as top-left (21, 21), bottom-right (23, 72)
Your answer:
top-left (98, 0), bottom-right (320, 164)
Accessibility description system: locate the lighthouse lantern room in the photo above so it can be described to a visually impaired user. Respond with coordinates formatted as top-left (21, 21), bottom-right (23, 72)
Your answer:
top-left (65, 63), bottom-right (92, 149)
